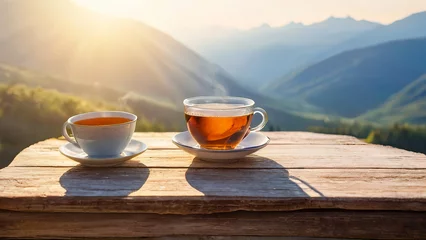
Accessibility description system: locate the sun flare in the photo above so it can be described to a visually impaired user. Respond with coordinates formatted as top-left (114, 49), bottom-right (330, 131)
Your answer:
top-left (73, 0), bottom-right (141, 18)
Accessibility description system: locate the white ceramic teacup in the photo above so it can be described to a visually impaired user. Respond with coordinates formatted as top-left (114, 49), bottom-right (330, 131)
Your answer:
top-left (62, 111), bottom-right (137, 157)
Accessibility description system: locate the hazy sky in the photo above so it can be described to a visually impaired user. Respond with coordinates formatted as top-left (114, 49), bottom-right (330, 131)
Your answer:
top-left (75, 0), bottom-right (426, 32)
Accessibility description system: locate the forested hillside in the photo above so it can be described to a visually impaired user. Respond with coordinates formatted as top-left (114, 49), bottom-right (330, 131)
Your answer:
top-left (360, 75), bottom-right (426, 124)
top-left (310, 122), bottom-right (426, 154)
top-left (266, 39), bottom-right (426, 119)
top-left (0, 83), bottom-right (169, 168)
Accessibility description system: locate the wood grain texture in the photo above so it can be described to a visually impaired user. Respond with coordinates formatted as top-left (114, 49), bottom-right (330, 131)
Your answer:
top-left (1, 131), bottom-right (426, 239)
top-left (124, 132), bottom-right (367, 146)
top-left (1, 210), bottom-right (425, 239)
top-left (9, 139), bottom-right (426, 169)
top-left (41, 238), bottom-right (361, 240)
top-left (45, 238), bottom-right (360, 240)
top-left (27, 238), bottom-right (361, 240)
top-left (25, 131), bottom-right (366, 152)
top-left (1, 167), bottom-right (425, 213)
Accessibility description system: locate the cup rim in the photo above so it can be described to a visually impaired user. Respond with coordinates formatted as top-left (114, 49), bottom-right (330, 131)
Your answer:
top-left (183, 96), bottom-right (255, 109)
top-left (67, 111), bottom-right (137, 128)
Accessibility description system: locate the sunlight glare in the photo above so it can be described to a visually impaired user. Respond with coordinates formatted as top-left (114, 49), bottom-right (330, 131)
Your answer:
top-left (73, 0), bottom-right (141, 18)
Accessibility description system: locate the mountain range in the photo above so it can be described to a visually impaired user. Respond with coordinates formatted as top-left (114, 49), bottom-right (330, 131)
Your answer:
top-left (183, 16), bottom-right (382, 87)
top-left (0, 0), bottom-right (240, 104)
top-left (266, 38), bottom-right (426, 123)
top-left (0, 0), bottom-right (327, 131)
top-left (1, 0), bottom-right (426, 129)
top-left (185, 11), bottom-right (426, 89)
top-left (320, 11), bottom-right (426, 61)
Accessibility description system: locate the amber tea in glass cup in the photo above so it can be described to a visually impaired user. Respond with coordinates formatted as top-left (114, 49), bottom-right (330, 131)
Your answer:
top-left (183, 96), bottom-right (268, 150)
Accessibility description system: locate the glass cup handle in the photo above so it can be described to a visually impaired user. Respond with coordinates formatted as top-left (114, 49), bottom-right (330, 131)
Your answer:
top-left (62, 122), bottom-right (79, 146)
top-left (250, 107), bottom-right (268, 132)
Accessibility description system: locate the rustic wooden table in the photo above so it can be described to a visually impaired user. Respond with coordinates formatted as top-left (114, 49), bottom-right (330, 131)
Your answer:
top-left (0, 132), bottom-right (425, 239)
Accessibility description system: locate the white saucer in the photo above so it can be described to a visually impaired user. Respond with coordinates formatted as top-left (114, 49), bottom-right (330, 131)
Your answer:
top-left (59, 139), bottom-right (148, 167)
top-left (172, 131), bottom-right (270, 162)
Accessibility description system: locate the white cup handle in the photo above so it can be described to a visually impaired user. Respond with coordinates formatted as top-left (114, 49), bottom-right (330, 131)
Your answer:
top-left (62, 122), bottom-right (79, 146)
top-left (250, 107), bottom-right (268, 132)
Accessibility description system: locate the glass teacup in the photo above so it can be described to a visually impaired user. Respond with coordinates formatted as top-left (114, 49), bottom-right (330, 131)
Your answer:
top-left (184, 96), bottom-right (268, 150)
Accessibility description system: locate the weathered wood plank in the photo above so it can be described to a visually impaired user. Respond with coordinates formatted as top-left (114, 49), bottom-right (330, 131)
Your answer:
top-left (44, 238), bottom-right (360, 240)
top-left (131, 132), bottom-right (367, 145)
top-left (43, 131), bottom-right (367, 151)
top-left (10, 142), bottom-right (425, 169)
top-left (1, 131), bottom-right (424, 239)
top-left (1, 167), bottom-right (425, 213)
top-left (1, 210), bottom-right (424, 239)
top-left (47, 238), bottom-right (361, 240)
top-left (32, 238), bottom-right (361, 240)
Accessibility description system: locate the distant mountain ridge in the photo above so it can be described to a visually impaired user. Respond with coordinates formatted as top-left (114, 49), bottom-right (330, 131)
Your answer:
top-left (190, 16), bottom-right (381, 48)
top-left (186, 16), bottom-right (381, 87)
top-left (183, 11), bottom-right (426, 90)
top-left (265, 38), bottom-right (426, 121)
top-left (318, 11), bottom-right (426, 61)
top-left (0, 0), bottom-right (252, 104)
top-left (0, 0), bottom-right (329, 131)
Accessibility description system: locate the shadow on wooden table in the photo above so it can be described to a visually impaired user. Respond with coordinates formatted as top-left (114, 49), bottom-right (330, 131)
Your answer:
top-left (185, 157), bottom-right (320, 197)
top-left (59, 162), bottom-right (149, 196)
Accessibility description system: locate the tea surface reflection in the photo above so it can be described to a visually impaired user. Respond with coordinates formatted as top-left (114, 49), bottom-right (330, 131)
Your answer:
top-left (185, 112), bottom-right (253, 150)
